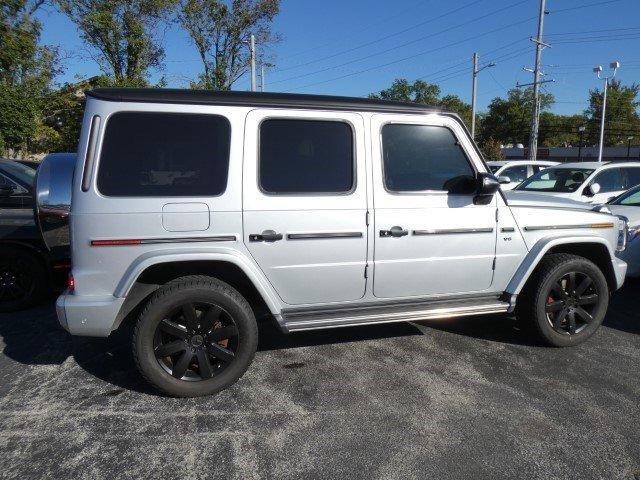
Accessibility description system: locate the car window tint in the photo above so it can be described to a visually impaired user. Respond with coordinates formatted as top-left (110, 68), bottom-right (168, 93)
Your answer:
top-left (517, 168), bottom-right (594, 192)
top-left (259, 119), bottom-right (354, 194)
top-left (381, 124), bottom-right (474, 192)
top-left (623, 167), bottom-right (640, 189)
top-left (501, 165), bottom-right (529, 183)
top-left (592, 168), bottom-right (625, 193)
top-left (97, 112), bottom-right (231, 197)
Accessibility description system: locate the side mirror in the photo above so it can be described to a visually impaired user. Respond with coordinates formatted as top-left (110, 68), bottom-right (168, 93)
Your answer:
top-left (497, 175), bottom-right (511, 185)
top-left (584, 183), bottom-right (601, 197)
top-left (474, 173), bottom-right (500, 205)
top-left (0, 185), bottom-right (14, 198)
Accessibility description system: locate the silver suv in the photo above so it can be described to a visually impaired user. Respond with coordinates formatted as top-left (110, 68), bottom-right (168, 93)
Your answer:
top-left (53, 89), bottom-right (628, 397)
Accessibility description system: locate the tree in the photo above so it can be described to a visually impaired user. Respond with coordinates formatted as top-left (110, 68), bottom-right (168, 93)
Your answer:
top-left (538, 112), bottom-right (585, 148)
top-left (479, 87), bottom-right (554, 147)
top-left (0, 0), bottom-right (59, 156)
top-left (178, 0), bottom-right (279, 90)
top-left (58, 0), bottom-right (176, 85)
top-left (584, 79), bottom-right (640, 147)
top-left (369, 79), bottom-right (472, 128)
top-left (480, 137), bottom-right (504, 160)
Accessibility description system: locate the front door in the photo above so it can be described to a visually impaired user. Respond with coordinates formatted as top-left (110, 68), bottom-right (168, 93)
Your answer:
top-left (242, 109), bottom-right (368, 306)
top-left (371, 114), bottom-right (497, 299)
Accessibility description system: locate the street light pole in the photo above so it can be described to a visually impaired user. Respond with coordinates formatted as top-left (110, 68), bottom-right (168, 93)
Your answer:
top-left (470, 52), bottom-right (495, 140)
top-left (250, 34), bottom-right (257, 92)
top-left (628, 136), bottom-right (634, 160)
top-left (593, 61), bottom-right (620, 162)
top-left (578, 125), bottom-right (586, 161)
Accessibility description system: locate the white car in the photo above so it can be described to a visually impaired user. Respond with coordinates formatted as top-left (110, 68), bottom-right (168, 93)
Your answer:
top-left (487, 160), bottom-right (558, 190)
top-left (607, 185), bottom-right (640, 277)
top-left (512, 161), bottom-right (640, 204)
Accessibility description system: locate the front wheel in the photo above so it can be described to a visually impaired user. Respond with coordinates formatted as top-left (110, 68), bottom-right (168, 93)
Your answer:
top-left (133, 275), bottom-right (258, 397)
top-left (516, 253), bottom-right (609, 347)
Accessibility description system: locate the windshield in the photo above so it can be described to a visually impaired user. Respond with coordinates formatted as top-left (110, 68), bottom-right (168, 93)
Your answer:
top-left (515, 167), bottom-right (594, 193)
top-left (0, 160), bottom-right (36, 187)
top-left (609, 185), bottom-right (640, 206)
top-left (488, 165), bottom-right (501, 174)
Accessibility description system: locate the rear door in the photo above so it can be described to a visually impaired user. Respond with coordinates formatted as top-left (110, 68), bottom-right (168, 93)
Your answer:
top-left (242, 109), bottom-right (368, 306)
top-left (371, 114), bottom-right (497, 299)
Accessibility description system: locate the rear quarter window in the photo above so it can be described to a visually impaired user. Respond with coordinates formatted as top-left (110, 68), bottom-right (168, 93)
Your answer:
top-left (97, 112), bottom-right (231, 197)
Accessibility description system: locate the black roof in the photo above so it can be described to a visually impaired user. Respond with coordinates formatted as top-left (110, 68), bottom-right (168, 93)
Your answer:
top-left (86, 88), bottom-right (444, 114)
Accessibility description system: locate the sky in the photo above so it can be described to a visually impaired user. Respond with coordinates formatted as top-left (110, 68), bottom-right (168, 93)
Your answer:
top-left (34, 0), bottom-right (640, 115)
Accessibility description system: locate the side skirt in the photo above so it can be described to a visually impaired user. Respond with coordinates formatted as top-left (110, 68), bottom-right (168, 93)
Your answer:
top-left (281, 294), bottom-right (511, 332)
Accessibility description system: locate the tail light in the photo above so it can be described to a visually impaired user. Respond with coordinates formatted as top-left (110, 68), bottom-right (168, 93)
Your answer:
top-left (67, 273), bottom-right (75, 292)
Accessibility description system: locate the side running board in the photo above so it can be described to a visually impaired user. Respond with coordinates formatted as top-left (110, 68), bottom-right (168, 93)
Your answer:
top-left (281, 295), bottom-right (510, 332)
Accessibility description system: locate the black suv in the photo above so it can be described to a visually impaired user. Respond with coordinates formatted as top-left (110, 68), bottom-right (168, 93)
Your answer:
top-left (0, 155), bottom-right (73, 311)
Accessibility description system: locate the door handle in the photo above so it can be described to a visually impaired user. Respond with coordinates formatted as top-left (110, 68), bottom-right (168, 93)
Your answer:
top-left (249, 230), bottom-right (283, 242)
top-left (380, 226), bottom-right (408, 238)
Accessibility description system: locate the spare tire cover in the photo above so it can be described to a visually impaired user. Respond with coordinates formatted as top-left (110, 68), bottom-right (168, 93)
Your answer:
top-left (35, 153), bottom-right (76, 251)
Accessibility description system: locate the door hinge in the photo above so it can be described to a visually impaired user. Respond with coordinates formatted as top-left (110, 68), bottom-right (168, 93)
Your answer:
top-left (366, 210), bottom-right (370, 226)
top-left (364, 264), bottom-right (369, 278)
top-left (495, 208), bottom-right (499, 222)
top-left (492, 257), bottom-right (496, 270)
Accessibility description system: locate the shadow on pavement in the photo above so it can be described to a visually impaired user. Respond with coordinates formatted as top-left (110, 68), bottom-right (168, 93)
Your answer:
top-left (0, 280), bottom-right (637, 394)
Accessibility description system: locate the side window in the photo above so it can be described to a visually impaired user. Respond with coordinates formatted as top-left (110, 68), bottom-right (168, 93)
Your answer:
top-left (501, 165), bottom-right (529, 183)
top-left (97, 112), bottom-right (231, 197)
top-left (591, 168), bottom-right (625, 193)
top-left (259, 119), bottom-right (354, 194)
top-left (381, 124), bottom-right (474, 192)
top-left (623, 167), bottom-right (640, 189)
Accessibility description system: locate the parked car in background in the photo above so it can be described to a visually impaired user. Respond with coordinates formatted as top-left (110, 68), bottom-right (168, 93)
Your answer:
top-left (513, 161), bottom-right (640, 203)
top-left (54, 88), bottom-right (627, 397)
top-left (0, 154), bottom-right (74, 311)
top-left (487, 160), bottom-right (558, 190)
top-left (607, 185), bottom-right (640, 277)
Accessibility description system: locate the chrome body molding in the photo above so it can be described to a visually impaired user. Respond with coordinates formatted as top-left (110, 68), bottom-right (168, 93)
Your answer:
top-left (500, 227), bottom-right (515, 233)
top-left (286, 232), bottom-right (363, 240)
top-left (411, 227), bottom-right (494, 236)
top-left (281, 294), bottom-right (510, 332)
top-left (523, 223), bottom-right (614, 232)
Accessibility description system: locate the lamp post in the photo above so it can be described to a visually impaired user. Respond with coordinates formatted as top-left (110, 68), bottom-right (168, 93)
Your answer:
top-left (470, 53), bottom-right (495, 140)
top-left (593, 61), bottom-right (620, 162)
top-left (578, 125), bottom-right (586, 162)
top-left (627, 136), bottom-right (634, 160)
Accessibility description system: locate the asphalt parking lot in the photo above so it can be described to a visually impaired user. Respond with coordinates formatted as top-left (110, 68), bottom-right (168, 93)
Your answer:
top-left (0, 281), bottom-right (639, 480)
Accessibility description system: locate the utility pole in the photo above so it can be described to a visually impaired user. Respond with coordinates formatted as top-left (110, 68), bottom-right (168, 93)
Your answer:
top-left (261, 65), bottom-right (266, 92)
top-left (627, 136), bottom-right (633, 160)
top-left (593, 62), bottom-right (620, 162)
top-left (528, 0), bottom-right (548, 162)
top-left (250, 34), bottom-right (257, 92)
top-left (470, 52), bottom-right (495, 140)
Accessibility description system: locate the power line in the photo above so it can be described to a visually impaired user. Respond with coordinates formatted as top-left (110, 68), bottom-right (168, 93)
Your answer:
top-left (269, 0), bottom-right (529, 85)
top-left (272, 0), bottom-right (486, 74)
top-left (285, 16), bottom-right (538, 92)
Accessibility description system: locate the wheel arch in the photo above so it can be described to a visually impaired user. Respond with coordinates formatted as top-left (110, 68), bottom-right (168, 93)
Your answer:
top-left (111, 251), bottom-right (283, 331)
top-left (506, 236), bottom-right (617, 296)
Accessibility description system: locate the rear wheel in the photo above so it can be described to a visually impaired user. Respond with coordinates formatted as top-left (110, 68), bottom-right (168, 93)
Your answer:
top-left (133, 275), bottom-right (258, 397)
top-left (516, 253), bottom-right (609, 347)
top-left (0, 246), bottom-right (47, 312)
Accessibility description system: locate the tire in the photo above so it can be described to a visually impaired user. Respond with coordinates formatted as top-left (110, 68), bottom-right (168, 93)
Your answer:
top-left (0, 246), bottom-right (48, 312)
top-left (133, 275), bottom-right (258, 397)
top-left (515, 253), bottom-right (609, 347)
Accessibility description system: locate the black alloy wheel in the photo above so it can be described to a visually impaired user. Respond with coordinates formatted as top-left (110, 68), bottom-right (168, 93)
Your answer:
top-left (544, 271), bottom-right (600, 335)
top-left (0, 247), bottom-right (47, 312)
top-left (154, 302), bottom-right (239, 381)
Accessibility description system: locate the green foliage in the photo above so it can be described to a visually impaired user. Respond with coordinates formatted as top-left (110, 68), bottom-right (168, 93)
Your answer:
top-left (178, 0), bottom-right (280, 90)
top-left (538, 112), bottom-right (585, 148)
top-left (479, 87), bottom-right (554, 146)
top-left (480, 137), bottom-right (504, 160)
top-left (370, 79), bottom-right (472, 128)
top-left (584, 79), bottom-right (640, 146)
top-left (0, 0), bottom-right (58, 156)
top-left (58, 0), bottom-right (177, 84)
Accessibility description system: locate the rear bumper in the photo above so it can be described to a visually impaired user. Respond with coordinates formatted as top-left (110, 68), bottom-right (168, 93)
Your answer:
top-left (56, 291), bottom-right (125, 337)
